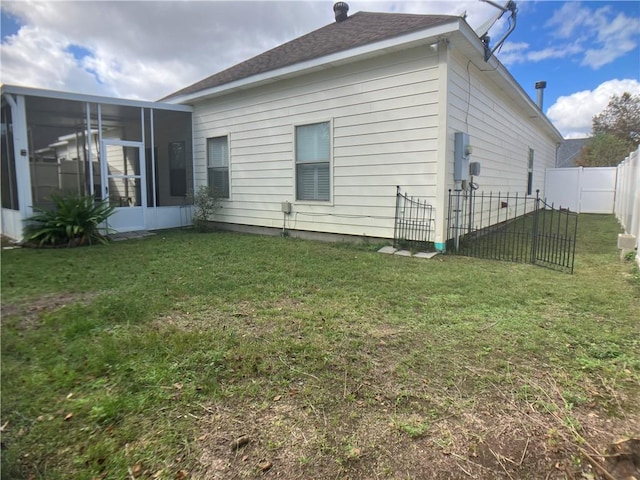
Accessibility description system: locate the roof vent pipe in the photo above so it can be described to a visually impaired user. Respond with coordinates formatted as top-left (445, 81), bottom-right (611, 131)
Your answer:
top-left (535, 81), bottom-right (547, 110)
top-left (333, 2), bottom-right (349, 22)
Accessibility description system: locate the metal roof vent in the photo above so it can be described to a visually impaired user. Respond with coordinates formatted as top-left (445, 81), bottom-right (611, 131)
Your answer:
top-left (333, 2), bottom-right (349, 22)
top-left (535, 81), bottom-right (547, 110)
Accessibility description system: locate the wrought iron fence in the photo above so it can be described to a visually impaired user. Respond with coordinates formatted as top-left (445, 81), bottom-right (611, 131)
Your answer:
top-left (447, 189), bottom-right (578, 273)
top-left (394, 186), bottom-right (435, 251)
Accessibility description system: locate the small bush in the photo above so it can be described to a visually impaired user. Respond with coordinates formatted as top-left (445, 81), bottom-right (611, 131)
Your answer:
top-left (24, 193), bottom-right (115, 247)
top-left (190, 186), bottom-right (221, 232)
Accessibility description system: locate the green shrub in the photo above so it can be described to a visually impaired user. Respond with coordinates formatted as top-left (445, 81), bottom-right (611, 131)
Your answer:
top-left (24, 193), bottom-right (115, 247)
top-left (189, 186), bottom-right (221, 232)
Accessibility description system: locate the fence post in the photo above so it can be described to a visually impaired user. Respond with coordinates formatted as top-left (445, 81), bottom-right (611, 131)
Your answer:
top-left (531, 189), bottom-right (541, 265)
top-left (393, 185), bottom-right (401, 249)
top-left (447, 189), bottom-right (452, 251)
top-left (454, 189), bottom-right (462, 251)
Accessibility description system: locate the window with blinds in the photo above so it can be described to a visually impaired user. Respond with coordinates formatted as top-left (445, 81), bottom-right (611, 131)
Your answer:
top-left (207, 136), bottom-right (229, 198)
top-left (296, 122), bottom-right (330, 201)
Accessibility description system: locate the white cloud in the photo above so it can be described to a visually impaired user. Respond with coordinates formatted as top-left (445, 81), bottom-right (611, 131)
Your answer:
top-left (582, 11), bottom-right (640, 69)
top-left (495, 41), bottom-right (529, 65)
top-left (546, 79), bottom-right (640, 138)
top-left (0, 1), bottom-right (335, 99)
top-left (501, 40), bottom-right (583, 66)
top-left (0, 1), bottom-right (501, 100)
top-left (0, 24), bottom-right (105, 95)
top-left (501, 2), bottom-right (639, 69)
top-left (545, 2), bottom-right (594, 39)
top-left (544, 2), bottom-right (639, 70)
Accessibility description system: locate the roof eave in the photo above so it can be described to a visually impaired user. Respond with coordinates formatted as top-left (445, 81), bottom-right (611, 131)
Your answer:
top-left (165, 18), bottom-right (461, 105)
top-left (1, 84), bottom-right (193, 112)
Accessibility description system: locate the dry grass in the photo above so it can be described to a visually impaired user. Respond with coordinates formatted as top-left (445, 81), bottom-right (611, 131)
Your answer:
top-left (1, 214), bottom-right (639, 479)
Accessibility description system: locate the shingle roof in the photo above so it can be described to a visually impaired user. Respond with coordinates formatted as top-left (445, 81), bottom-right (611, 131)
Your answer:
top-left (162, 11), bottom-right (457, 101)
top-left (557, 138), bottom-right (589, 167)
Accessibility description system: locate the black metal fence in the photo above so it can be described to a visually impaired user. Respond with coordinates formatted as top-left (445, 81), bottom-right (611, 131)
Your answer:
top-left (447, 189), bottom-right (578, 273)
top-left (394, 186), bottom-right (435, 251)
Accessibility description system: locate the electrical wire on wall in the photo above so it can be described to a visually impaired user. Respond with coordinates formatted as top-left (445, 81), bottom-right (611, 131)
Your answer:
top-left (464, 59), bottom-right (500, 132)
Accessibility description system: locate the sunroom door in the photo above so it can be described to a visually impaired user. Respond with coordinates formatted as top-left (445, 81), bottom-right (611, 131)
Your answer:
top-left (101, 140), bottom-right (146, 232)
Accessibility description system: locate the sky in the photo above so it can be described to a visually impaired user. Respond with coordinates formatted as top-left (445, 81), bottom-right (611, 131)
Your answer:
top-left (1, 0), bottom-right (639, 138)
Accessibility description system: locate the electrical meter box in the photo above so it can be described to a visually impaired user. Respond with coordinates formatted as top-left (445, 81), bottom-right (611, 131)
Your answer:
top-left (454, 132), bottom-right (471, 182)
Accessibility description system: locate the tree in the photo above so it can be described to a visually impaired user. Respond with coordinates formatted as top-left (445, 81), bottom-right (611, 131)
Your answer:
top-left (577, 92), bottom-right (639, 166)
top-left (577, 133), bottom-right (633, 167)
top-left (592, 92), bottom-right (640, 147)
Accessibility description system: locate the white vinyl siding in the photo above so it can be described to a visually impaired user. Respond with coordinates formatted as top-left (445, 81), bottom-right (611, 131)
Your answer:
top-left (442, 49), bottom-right (560, 237)
top-left (296, 122), bottom-right (330, 201)
top-left (207, 136), bottom-right (229, 198)
top-left (446, 49), bottom-right (558, 195)
top-left (192, 45), bottom-right (441, 238)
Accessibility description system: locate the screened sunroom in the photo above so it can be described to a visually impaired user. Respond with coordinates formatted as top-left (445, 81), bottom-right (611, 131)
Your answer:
top-left (1, 85), bottom-right (194, 241)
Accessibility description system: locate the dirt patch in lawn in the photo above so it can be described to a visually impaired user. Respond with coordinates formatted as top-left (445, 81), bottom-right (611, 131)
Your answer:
top-left (149, 300), bottom-right (640, 479)
top-left (0, 292), bottom-right (98, 329)
top-left (151, 297), bottom-right (322, 337)
top-left (191, 386), bottom-right (639, 479)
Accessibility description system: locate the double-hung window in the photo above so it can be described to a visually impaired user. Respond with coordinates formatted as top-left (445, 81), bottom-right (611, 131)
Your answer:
top-left (207, 136), bottom-right (229, 198)
top-left (296, 122), bottom-right (330, 201)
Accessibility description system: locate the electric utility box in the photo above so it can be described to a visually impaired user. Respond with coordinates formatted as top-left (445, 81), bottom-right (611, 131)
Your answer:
top-left (454, 132), bottom-right (471, 182)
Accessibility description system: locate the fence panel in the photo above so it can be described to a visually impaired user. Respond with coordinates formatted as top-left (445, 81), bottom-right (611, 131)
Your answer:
top-left (615, 147), bottom-right (640, 257)
top-left (532, 199), bottom-right (578, 273)
top-left (447, 190), bottom-right (577, 273)
top-left (545, 167), bottom-right (616, 213)
top-left (394, 186), bottom-right (435, 251)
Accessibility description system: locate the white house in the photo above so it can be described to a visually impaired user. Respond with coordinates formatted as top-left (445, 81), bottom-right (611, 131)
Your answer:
top-left (163, 3), bottom-right (562, 250)
top-left (2, 4), bottom-right (562, 250)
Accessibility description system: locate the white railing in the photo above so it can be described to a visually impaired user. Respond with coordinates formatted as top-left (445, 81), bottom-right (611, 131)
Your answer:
top-left (615, 147), bottom-right (640, 263)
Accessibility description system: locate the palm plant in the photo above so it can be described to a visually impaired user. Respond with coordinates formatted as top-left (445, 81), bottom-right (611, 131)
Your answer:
top-left (24, 193), bottom-right (116, 247)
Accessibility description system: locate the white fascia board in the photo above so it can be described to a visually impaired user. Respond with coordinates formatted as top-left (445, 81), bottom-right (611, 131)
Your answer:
top-left (57, 129), bottom-right (98, 141)
top-left (1, 84), bottom-right (192, 112)
top-left (34, 147), bottom-right (54, 154)
top-left (453, 23), bottom-right (563, 142)
top-left (169, 19), bottom-right (461, 105)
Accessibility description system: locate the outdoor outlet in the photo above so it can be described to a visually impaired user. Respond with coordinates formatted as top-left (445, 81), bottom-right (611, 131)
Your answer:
top-left (281, 201), bottom-right (292, 214)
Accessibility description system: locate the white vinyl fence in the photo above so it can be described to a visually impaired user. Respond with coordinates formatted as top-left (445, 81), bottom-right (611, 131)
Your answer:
top-left (545, 167), bottom-right (617, 213)
top-left (545, 148), bottom-right (639, 264)
top-left (615, 147), bottom-right (640, 260)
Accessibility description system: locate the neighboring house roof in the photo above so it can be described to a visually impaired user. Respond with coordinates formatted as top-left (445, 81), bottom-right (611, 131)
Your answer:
top-left (557, 138), bottom-right (589, 167)
top-left (162, 12), bottom-right (456, 101)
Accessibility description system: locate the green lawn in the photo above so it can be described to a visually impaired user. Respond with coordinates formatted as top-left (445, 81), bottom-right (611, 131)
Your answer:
top-left (1, 214), bottom-right (638, 479)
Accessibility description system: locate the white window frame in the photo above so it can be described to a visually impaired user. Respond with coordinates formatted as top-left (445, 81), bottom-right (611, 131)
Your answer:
top-left (527, 148), bottom-right (534, 196)
top-left (207, 135), bottom-right (230, 199)
top-left (294, 120), bottom-right (332, 203)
